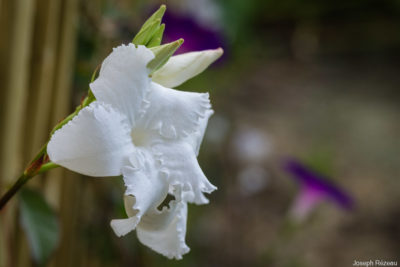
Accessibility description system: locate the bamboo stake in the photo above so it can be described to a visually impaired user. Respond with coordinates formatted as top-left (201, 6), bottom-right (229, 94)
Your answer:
top-left (24, 0), bottom-right (62, 162)
top-left (44, 0), bottom-right (78, 209)
top-left (45, 0), bottom-right (79, 265)
top-left (0, 0), bottom-right (36, 189)
top-left (0, 0), bottom-right (36, 266)
top-left (14, 0), bottom-right (61, 265)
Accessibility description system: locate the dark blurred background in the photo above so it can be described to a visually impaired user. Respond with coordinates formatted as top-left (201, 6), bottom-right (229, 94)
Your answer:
top-left (0, 0), bottom-right (399, 266)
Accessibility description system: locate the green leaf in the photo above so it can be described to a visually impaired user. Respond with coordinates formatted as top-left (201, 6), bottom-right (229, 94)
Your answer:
top-left (132, 19), bottom-right (161, 46)
top-left (147, 23), bottom-right (165, 48)
top-left (147, 39), bottom-right (184, 73)
top-left (141, 4), bottom-right (166, 31)
top-left (19, 188), bottom-right (59, 265)
top-left (132, 5), bottom-right (166, 46)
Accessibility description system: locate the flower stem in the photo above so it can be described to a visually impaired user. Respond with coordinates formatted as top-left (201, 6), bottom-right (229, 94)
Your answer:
top-left (0, 173), bottom-right (31, 210)
top-left (0, 94), bottom-right (89, 210)
top-left (0, 65), bottom-right (97, 210)
top-left (0, 158), bottom-right (58, 210)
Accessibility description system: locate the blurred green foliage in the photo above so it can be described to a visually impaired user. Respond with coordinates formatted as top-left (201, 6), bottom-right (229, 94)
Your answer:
top-left (19, 188), bottom-right (59, 265)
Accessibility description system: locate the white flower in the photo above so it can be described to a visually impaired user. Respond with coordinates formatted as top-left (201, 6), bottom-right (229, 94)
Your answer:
top-left (47, 44), bottom-right (222, 259)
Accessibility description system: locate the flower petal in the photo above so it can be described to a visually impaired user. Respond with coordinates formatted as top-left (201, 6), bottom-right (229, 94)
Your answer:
top-left (152, 48), bottom-right (223, 88)
top-left (185, 109), bottom-right (214, 156)
top-left (110, 152), bottom-right (169, 237)
top-left (136, 195), bottom-right (190, 259)
top-left (47, 102), bottom-right (133, 176)
top-left (109, 216), bottom-right (138, 237)
top-left (152, 140), bottom-right (216, 204)
top-left (90, 44), bottom-right (154, 126)
top-left (139, 82), bottom-right (211, 139)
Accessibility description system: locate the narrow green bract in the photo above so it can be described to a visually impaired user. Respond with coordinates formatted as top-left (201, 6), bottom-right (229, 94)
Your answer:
top-left (132, 5), bottom-right (166, 47)
top-left (147, 39), bottom-right (184, 73)
top-left (147, 23), bottom-right (165, 48)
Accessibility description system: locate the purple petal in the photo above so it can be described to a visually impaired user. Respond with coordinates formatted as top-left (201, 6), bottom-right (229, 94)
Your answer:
top-left (284, 159), bottom-right (354, 210)
top-left (290, 186), bottom-right (324, 221)
top-left (162, 10), bottom-right (225, 54)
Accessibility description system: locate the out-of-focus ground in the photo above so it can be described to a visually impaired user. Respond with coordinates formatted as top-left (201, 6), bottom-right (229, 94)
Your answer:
top-left (1, 0), bottom-right (400, 266)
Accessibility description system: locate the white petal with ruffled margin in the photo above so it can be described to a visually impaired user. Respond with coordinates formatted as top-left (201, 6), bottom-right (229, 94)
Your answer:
top-left (185, 109), bottom-right (214, 156)
top-left (152, 48), bottom-right (223, 88)
top-left (110, 153), bottom-right (169, 237)
top-left (138, 82), bottom-right (211, 139)
top-left (136, 198), bottom-right (189, 259)
top-left (90, 44), bottom-right (154, 126)
top-left (47, 102), bottom-right (133, 177)
top-left (152, 140), bottom-right (216, 204)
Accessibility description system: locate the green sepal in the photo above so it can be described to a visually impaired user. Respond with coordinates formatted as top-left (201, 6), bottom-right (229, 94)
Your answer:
top-left (132, 5), bottom-right (166, 46)
top-left (147, 38), bottom-right (184, 73)
top-left (132, 18), bottom-right (161, 46)
top-left (147, 23), bottom-right (165, 48)
top-left (141, 5), bottom-right (166, 31)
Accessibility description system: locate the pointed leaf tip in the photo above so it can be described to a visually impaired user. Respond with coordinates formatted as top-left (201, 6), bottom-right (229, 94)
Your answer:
top-left (147, 39), bottom-right (184, 72)
top-left (143, 5), bottom-right (166, 28)
top-left (132, 5), bottom-right (167, 46)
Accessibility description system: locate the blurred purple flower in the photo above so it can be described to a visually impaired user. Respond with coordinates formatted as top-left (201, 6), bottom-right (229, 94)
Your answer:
top-left (284, 159), bottom-right (354, 221)
top-left (162, 10), bottom-right (225, 54)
